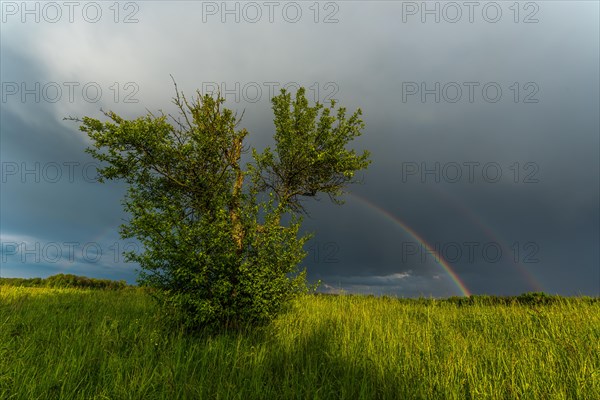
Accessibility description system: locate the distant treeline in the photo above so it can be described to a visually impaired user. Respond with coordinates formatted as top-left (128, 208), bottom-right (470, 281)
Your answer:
top-left (0, 274), bottom-right (130, 290)
top-left (315, 292), bottom-right (599, 306)
top-left (446, 292), bottom-right (599, 306)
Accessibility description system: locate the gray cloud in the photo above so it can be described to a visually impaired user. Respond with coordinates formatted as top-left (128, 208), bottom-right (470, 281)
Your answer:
top-left (1, 1), bottom-right (597, 295)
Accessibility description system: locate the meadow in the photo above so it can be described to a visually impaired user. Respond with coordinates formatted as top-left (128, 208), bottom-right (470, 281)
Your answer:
top-left (0, 285), bottom-right (598, 399)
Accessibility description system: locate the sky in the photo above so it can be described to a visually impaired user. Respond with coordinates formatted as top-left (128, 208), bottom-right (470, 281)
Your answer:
top-left (1, 1), bottom-right (598, 297)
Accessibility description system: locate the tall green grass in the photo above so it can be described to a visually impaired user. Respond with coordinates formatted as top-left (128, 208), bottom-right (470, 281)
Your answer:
top-left (1, 286), bottom-right (598, 399)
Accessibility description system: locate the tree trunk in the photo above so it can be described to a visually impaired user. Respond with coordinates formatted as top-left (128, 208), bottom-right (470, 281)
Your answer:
top-left (229, 130), bottom-right (247, 254)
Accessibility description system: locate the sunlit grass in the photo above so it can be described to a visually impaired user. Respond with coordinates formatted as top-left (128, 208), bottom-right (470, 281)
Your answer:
top-left (1, 286), bottom-right (598, 399)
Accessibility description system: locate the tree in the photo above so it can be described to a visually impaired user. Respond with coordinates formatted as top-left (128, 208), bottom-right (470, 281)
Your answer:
top-left (69, 83), bottom-right (370, 330)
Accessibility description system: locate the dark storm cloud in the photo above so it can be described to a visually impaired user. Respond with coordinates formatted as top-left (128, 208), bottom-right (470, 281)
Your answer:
top-left (1, 47), bottom-right (135, 280)
top-left (1, 1), bottom-right (597, 295)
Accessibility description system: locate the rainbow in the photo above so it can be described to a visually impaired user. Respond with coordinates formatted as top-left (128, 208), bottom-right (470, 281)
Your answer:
top-left (424, 185), bottom-right (544, 292)
top-left (349, 193), bottom-right (471, 297)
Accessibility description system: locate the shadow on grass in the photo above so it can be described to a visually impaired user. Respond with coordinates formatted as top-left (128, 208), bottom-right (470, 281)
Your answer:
top-left (175, 315), bottom-right (453, 399)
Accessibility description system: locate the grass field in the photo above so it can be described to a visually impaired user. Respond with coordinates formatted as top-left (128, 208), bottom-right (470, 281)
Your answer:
top-left (0, 286), bottom-right (598, 399)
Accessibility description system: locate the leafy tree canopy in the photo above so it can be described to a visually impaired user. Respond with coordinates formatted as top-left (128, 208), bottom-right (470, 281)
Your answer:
top-left (69, 83), bottom-right (370, 331)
